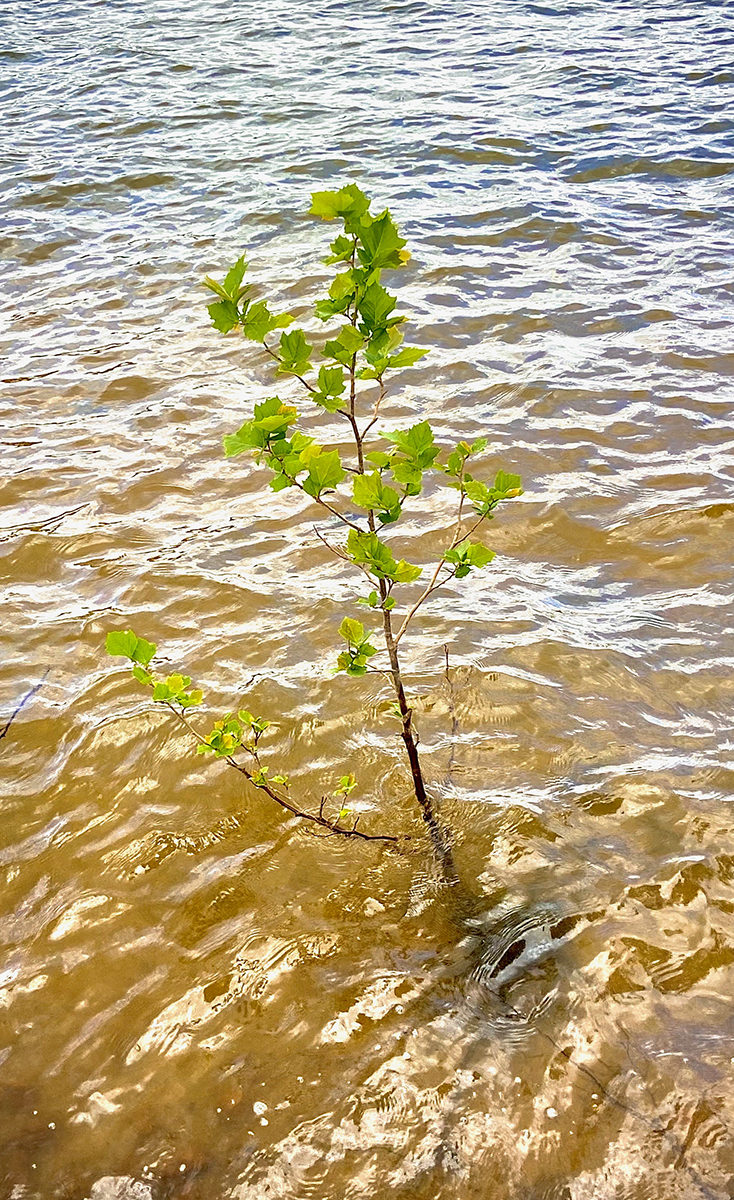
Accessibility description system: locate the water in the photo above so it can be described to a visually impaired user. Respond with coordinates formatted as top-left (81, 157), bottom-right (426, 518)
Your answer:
top-left (2, 0), bottom-right (734, 1195)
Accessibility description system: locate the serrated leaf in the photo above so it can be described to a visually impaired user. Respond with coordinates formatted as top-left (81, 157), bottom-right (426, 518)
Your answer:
top-left (339, 617), bottom-right (365, 645)
top-left (223, 422), bottom-right (257, 457)
top-left (366, 451), bottom-right (390, 469)
top-left (242, 300), bottom-right (292, 343)
top-left (392, 559), bottom-right (422, 584)
top-left (302, 449), bottom-right (345, 497)
top-left (222, 255), bottom-right (247, 298)
top-left (325, 234), bottom-right (354, 264)
top-left (387, 346), bottom-right (429, 369)
top-left (152, 682), bottom-right (172, 701)
top-left (330, 269), bottom-right (356, 302)
top-left (315, 298), bottom-right (347, 322)
top-left (278, 327), bottom-right (313, 375)
top-left (345, 530), bottom-right (421, 584)
top-left (105, 630), bottom-right (139, 659)
top-left (310, 184), bottom-right (370, 222)
top-left (312, 364), bottom-right (346, 411)
top-left (382, 420), bottom-right (437, 468)
top-left (493, 469), bottom-right (523, 498)
top-left (352, 472), bottom-right (400, 518)
top-left (358, 281), bottom-right (396, 333)
top-left (325, 321), bottom-right (365, 357)
top-left (465, 542), bottom-right (495, 568)
top-left (357, 210), bottom-right (407, 271)
top-left (208, 299), bottom-right (239, 334)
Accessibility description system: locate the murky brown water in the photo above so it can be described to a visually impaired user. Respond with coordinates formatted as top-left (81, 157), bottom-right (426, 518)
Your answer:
top-left (2, 0), bottom-right (734, 1196)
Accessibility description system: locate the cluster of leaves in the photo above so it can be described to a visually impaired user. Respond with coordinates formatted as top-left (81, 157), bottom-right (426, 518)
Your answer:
top-left (203, 257), bottom-right (293, 341)
top-left (105, 631), bottom-right (203, 707)
top-left (197, 710), bottom-right (271, 758)
top-left (105, 631), bottom-right (361, 810)
top-left (336, 617), bottom-right (378, 677)
top-left (443, 541), bottom-right (496, 578)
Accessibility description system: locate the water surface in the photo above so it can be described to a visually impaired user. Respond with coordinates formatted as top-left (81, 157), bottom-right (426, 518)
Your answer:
top-left (2, 0), bottom-right (734, 1196)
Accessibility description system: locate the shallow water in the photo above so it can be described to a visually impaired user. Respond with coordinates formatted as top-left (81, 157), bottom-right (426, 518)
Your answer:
top-left (2, 0), bottom-right (734, 1196)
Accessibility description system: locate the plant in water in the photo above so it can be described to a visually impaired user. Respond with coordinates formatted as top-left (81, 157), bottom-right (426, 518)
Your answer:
top-left (106, 185), bottom-right (522, 879)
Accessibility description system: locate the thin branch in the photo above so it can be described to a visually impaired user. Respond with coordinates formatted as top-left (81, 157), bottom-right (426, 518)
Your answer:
top-left (453, 511), bottom-right (488, 550)
top-left (262, 340), bottom-right (316, 394)
top-left (393, 495), bottom-right (489, 645)
top-left (394, 560), bottom-right (457, 644)
top-left (312, 524), bottom-right (349, 562)
top-left (0, 670), bottom-right (50, 741)
top-left (360, 376), bottom-right (386, 441)
top-left (296, 480), bottom-right (363, 532)
top-left (165, 703), bottom-right (400, 844)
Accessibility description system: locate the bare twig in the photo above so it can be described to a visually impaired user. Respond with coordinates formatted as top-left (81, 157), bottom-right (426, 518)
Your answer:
top-left (394, 562), bottom-right (457, 644)
top-left (361, 376), bottom-right (386, 441)
top-left (164, 703), bottom-right (401, 844)
top-left (0, 670), bottom-right (50, 742)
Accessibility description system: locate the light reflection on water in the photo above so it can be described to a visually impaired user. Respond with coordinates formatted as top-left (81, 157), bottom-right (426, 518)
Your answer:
top-left (2, 0), bottom-right (734, 1195)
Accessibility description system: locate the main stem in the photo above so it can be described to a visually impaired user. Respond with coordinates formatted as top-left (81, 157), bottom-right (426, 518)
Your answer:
top-left (379, 579), bottom-right (458, 884)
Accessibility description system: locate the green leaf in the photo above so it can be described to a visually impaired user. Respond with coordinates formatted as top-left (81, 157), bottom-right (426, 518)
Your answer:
top-left (202, 276), bottom-right (230, 301)
top-left (324, 324), bottom-right (366, 365)
top-left (387, 346), bottom-right (429, 369)
top-left (444, 541), bottom-right (496, 578)
top-left (131, 664), bottom-right (152, 685)
top-left (302, 449), bottom-right (346, 498)
top-left (382, 421), bottom-right (438, 468)
top-left (105, 630), bottom-right (157, 665)
top-left (358, 282), bottom-right (396, 333)
top-left (388, 459), bottom-right (423, 495)
top-left (312, 364), bottom-right (345, 412)
top-left (365, 450), bottom-right (390, 470)
top-left (325, 234), bottom-right (354, 264)
top-left (314, 298), bottom-right (347, 322)
top-left (106, 630), bottom-right (139, 659)
top-left (346, 530), bottom-right (421, 584)
top-left (207, 299), bottom-right (239, 334)
top-left (334, 772), bottom-right (357, 796)
top-left (223, 421), bottom-right (257, 457)
top-left (339, 617), bottom-right (365, 645)
top-left (383, 595), bottom-right (396, 610)
top-left (242, 300), bottom-right (292, 343)
top-left (152, 682), bottom-right (172, 701)
top-left (278, 328), bottom-right (313, 376)
top-left (223, 256), bottom-right (247, 299)
top-left (203, 256), bottom-right (248, 305)
top-left (357, 210), bottom-right (407, 271)
top-left (352, 472), bottom-right (401, 522)
top-left (392, 559), bottom-right (422, 584)
top-left (493, 469), bottom-right (523, 498)
top-left (330, 269), bottom-right (356, 302)
top-left (471, 437), bottom-right (488, 454)
top-left (310, 184), bottom-right (370, 222)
